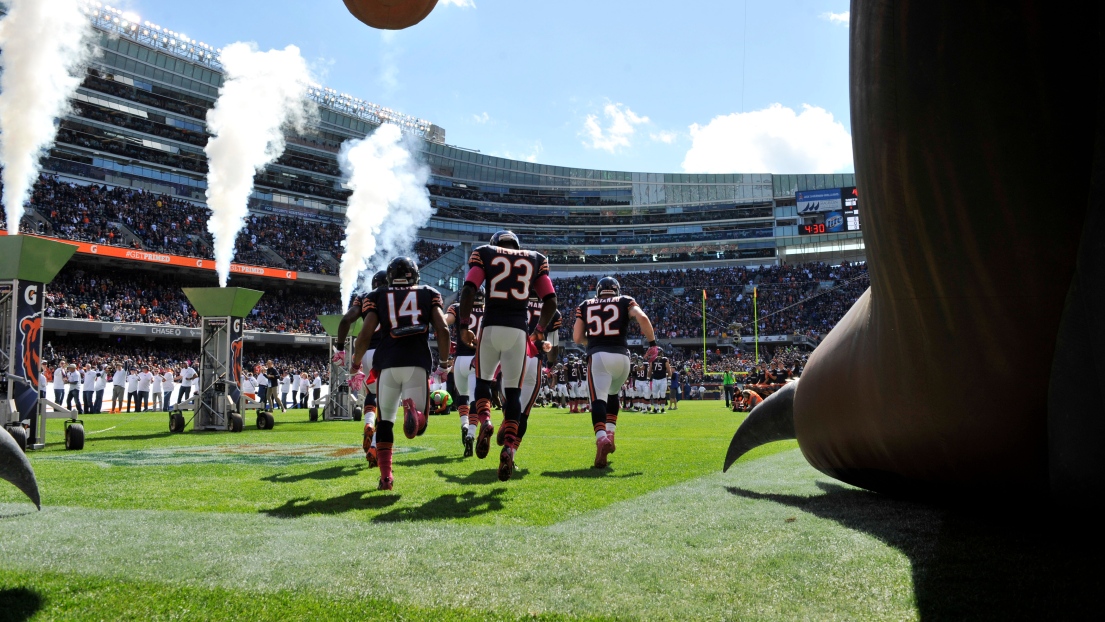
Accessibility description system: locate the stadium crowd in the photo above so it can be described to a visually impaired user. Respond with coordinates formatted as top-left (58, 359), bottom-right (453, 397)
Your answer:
top-left (44, 268), bottom-right (341, 334)
top-left (552, 261), bottom-right (869, 342)
top-left (16, 175), bottom-right (455, 273)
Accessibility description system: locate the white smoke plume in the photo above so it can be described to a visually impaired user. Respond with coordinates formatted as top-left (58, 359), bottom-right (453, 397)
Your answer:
top-left (338, 123), bottom-right (432, 306)
top-left (204, 42), bottom-right (315, 286)
top-left (0, 0), bottom-right (93, 234)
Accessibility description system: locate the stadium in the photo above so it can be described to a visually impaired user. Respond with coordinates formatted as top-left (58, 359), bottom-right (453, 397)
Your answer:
top-left (0, 1), bottom-right (1099, 620)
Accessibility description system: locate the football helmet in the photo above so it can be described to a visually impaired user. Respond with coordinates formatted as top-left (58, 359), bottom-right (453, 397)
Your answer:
top-left (596, 276), bottom-right (620, 297)
top-left (489, 230), bottom-right (520, 250)
top-left (371, 270), bottom-right (387, 290)
top-left (475, 286), bottom-right (486, 306)
top-left (386, 256), bottom-right (419, 286)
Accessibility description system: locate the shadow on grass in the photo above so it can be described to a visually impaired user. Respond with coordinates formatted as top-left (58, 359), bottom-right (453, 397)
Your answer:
top-left (262, 491), bottom-right (400, 518)
top-left (398, 454), bottom-right (465, 468)
top-left (372, 488), bottom-right (507, 523)
top-left (0, 587), bottom-right (43, 621)
top-left (261, 464), bottom-right (365, 483)
top-left (435, 468), bottom-right (528, 485)
top-left (541, 468), bottom-right (643, 479)
top-left (726, 481), bottom-right (1101, 620)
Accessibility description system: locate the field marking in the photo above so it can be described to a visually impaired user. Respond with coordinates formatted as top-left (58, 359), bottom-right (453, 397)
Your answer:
top-left (0, 449), bottom-right (917, 620)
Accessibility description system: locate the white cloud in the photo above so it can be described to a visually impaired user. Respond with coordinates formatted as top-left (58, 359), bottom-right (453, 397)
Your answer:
top-left (650, 130), bottom-right (677, 144)
top-left (472, 111), bottom-right (490, 124)
top-left (441, 0), bottom-right (477, 8)
top-left (582, 103), bottom-right (649, 152)
top-left (821, 11), bottom-right (849, 25)
top-left (681, 103), bottom-right (853, 173)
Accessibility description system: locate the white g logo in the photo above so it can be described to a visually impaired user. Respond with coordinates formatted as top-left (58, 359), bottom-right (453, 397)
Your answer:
top-left (24, 285), bottom-right (38, 306)
top-left (233, 319), bottom-right (241, 332)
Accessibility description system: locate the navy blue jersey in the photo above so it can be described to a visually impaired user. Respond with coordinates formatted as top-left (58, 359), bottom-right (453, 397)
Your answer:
top-left (468, 245), bottom-right (551, 331)
top-left (351, 293), bottom-right (385, 349)
top-left (651, 356), bottom-right (669, 379)
top-left (576, 295), bottom-right (638, 356)
top-left (446, 302), bottom-right (484, 358)
top-left (363, 285), bottom-right (443, 372)
top-left (526, 299), bottom-right (562, 335)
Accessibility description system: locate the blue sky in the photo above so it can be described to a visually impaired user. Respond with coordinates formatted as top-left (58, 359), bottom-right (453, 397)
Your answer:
top-left (120, 0), bottom-right (853, 175)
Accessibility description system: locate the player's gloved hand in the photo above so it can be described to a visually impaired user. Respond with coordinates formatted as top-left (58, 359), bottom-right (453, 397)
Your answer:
top-left (645, 341), bottom-right (660, 362)
top-left (331, 349), bottom-right (347, 366)
top-left (535, 340), bottom-right (552, 353)
top-left (348, 364), bottom-right (366, 392)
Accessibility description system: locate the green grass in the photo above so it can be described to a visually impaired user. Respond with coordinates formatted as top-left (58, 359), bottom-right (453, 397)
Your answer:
top-left (0, 402), bottom-right (1097, 620)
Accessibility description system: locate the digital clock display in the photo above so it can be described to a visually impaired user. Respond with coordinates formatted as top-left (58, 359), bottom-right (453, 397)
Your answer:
top-left (799, 223), bottom-right (827, 235)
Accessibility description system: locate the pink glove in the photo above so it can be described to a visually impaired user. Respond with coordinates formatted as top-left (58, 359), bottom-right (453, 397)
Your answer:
top-left (331, 350), bottom-right (347, 366)
top-left (645, 345), bottom-right (660, 362)
top-left (348, 365), bottom-right (365, 392)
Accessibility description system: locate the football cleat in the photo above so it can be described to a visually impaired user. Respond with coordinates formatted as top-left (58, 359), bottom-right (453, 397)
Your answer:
top-left (362, 423), bottom-right (377, 465)
top-left (402, 398), bottom-right (419, 439)
top-left (463, 435), bottom-right (474, 457)
top-left (378, 476), bottom-right (394, 491)
top-left (475, 421), bottom-right (494, 459)
top-left (498, 446), bottom-right (515, 481)
top-left (365, 446), bottom-right (378, 468)
top-left (594, 436), bottom-right (613, 469)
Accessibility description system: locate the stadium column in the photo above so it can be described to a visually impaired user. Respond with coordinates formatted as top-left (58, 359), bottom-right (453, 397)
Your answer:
top-left (0, 235), bottom-right (78, 450)
top-left (316, 314), bottom-right (362, 421)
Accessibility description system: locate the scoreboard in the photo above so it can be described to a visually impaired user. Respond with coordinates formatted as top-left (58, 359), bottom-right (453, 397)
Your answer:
top-left (798, 186), bottom-right (862, 235)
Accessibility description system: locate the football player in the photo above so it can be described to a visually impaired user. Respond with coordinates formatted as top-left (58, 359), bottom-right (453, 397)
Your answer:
top-left (555, 363), bottom-right (569, 408)
top-left (573, 276), bottom-right (659, 469)
top-left (508, 294), bottom-right (561, 453)
top-left (567, 356), bottom-right (581, 413)
top-left (336, 270), bottom-right (387, 467)
top-left (349, 257), bottom-right (451, 491)
top-left (633, 357), bottom-right (649, 412)
top-left (453, 230), bottom-right (558, 482)
top-left (445, 287), bottom-right (486, 457)
top-left (649, 349), bottom-right (671, 413)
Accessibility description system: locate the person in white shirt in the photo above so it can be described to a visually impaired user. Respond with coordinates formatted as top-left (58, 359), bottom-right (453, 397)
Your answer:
top-left (66, 364), bottom-right (84, 414)
top-left (280, 373), bottom-right (292, 409)
top-left (125, 369), bottom-right (139, 413)
top-left (151, 371), bottom-right (163, 411)
top-left (81, 364), bottom-right (98, 414)
top-left (53, 363), bottom-right (66, 404)
top-left (39, 371), bottom-right (47, 400)
top-left (111, 366), bottom-right (126, 413)
top-left (289, 371), bottom-right (300, 409)
top-left (311, 372), bottom-right (323, 407)
top-left (178, 363), bottom-right (197, 401)
top-left (298, 372), bottom-right (310, 408)
top-left (256, 371), bottom-right (269, 405)
top-left (94, 366), bottom-right (107, 413)
top-left (162, 368), bottom-right (175, 409)
top-left (137, 366), bottom-right (154, 412)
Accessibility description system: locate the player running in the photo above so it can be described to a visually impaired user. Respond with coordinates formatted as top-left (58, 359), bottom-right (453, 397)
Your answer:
top-left (349, 257), bottom-right (451, 491)
top-left (573, 276), bottom-right (660, 469)
top-left (336, 270), bottom-right (387, 468)
top-left (445, 287), bottom-right (486, 457)
top-left (453, 230), bottom-right (558, 482)
top-left (505, 294), bottom-right (561, 456)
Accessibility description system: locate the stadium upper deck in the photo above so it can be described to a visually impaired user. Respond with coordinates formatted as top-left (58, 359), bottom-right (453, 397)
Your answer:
top-left (11, 4), bottom-right (865, 280)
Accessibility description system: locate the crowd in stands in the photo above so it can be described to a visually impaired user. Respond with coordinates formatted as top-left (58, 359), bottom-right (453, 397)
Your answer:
top-left (551, 261), bottom-right (869, 343)
top-left (44, 267), bottom-right (340, 334)
top-left (17, 175), bottom-right (457, 274)
top-left (432, 201), bottom-right (773, 227)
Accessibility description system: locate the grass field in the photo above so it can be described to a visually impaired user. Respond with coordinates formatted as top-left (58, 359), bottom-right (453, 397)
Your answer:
top-left (0, 402), bottom-right (1098, 620)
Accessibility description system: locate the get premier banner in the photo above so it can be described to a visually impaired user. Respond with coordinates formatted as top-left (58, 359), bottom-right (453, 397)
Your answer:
top-left (0, 232), bottom-right (298, 281)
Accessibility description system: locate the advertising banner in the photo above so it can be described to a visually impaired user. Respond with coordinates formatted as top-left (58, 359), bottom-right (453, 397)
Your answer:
top-left (796, 188), bottom-right (843, 213)
top-left (11, 281), bottom-right (44, 427)
top-left (0, 231), bottom-right (297, 280)
top-left (228, 317), bottom-right (244, 403)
